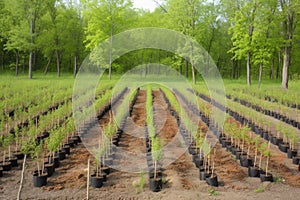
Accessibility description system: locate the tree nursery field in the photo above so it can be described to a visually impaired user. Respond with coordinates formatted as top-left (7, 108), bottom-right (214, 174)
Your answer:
top-left (1, 0), bottom-right (300, 199)
top-left (0, 76), bottom-right (299, 200)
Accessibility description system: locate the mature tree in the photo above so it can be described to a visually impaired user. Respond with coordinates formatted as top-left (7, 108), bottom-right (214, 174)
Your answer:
top-left (228, 0), bottom-right (259, 86)
top-left (83, 0), bottom-right (134, 79)
top-left (4, 0), bottom-right (45, 79)
top-left (166, 0), bottom-right (206, 84)
top-left (279, 0), bottom-right (300, 89)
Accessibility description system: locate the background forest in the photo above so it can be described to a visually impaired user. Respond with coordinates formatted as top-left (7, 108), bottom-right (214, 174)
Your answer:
top-left (0, 0), bottom-right (299, 89)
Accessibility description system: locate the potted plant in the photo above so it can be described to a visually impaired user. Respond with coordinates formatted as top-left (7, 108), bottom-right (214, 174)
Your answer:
top-left (248, 135), bottom-right (260, 177)
top-left (1, 133), bottom-right (13, 171)
top-left (206, 148), bottom-right (218, 187)
top-left (288, 132), bottom-right (299, 159)
top-left (260, 141), bottom-right (273, 182)
top-left (32, 141), bottom-right (48, 187)
top-left (239, 126), bottom-right (250, 167)
top-left (13, 126), bottom-right (25, 160)
top-left (5, 133), bottom-right (18, 167)
top-left (46, 130), bottom-right (61, 169)
top-left (149, 137), bottom-right (163, 192)
top-left (90, 146), bottom-right (106, 188)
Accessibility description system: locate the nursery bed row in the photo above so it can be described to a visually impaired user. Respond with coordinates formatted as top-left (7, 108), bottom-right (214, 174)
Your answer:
top-left (181, 89), bottom-right (300, 186)
top-left (225, 91), bottom-right (300, 130)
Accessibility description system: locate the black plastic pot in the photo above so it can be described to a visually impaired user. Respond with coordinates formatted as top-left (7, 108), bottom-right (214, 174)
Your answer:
top-left (67, 141), bottom-right (75, 148)
top-left (69, 137), bottom-right (78, 145)
top-left (53, 156), bottom-right (60, 168)
top-left (235, 151), bottom-right (245, 160)
top-left (149, 178), bottom-right (162, 192)
top-left (272, 137), bottom-right (283, 146)
top-left (100, 172), bottom-right (107, 182)
top-left (44, 163), bottom-right (54, 177)
top-left (7, 157), bottom-right (18, 167)
top-left (292, 156), bottom-right (300, 165)
top-left (55, 151), bottom-right (66, 161)
top-left (41, 131), bottom-right (50, 139)
top-left (199, 171), bottom-right (211, 181)
top-left (62, 145), bottom-right (71, 155)
top-left (206, 175), bottom-right (219, 187)
top-left (33, 173), bottom-right (48, 187)
top-left (1, 161), bottom-right (12, 171)
top-left (240, 156), bottom-right (253, 167)
top-left (188, 147), bottom-right (196, 155)
top-left (91, 175), bottom-right (103, 188)
top-left (104, 158), bottom-right (113, 166)
top-left (13, 152), bottom-right (25, 160)
top-left (263, 132), bottom-right (269, 140)
top-left (248, 166), bottom-right (260, 177)
top-left (149, 168), bottom-right (163, 179)
top-left (221, 139), bottom-right (231, 148)
top-left (279, 143), bottom-right (289, 153)
top-left (194, 158), bottom-right (204, 168)
top-left (226, 145), bottom-right (233, 153)
top-left (260, 173), bottom-right (273, 182)
top-left (287, 149), bottom-right (297, 159)
top-left (101, 166), bottom-right (110, 175)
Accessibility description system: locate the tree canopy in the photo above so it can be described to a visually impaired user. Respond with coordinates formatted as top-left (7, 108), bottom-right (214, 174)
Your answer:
top-left (0, 0), bottom-right (300, 88)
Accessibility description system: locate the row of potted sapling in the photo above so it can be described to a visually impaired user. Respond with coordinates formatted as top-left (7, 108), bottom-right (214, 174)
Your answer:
top-left (32, 118), bottom-right (80, 187)
top-left (232, 87), bottom-right (300, 111)
top-left (226, 89), bottom-right (300, 129)
top-left (184, 128), bottom-right (219, 187)
top-left (226, 101), bottom-right (300, 169)
top-left (90, 123), bottom-right (117, 188)
top-left (178, 88), bottom-right (275, 182)
top-left (217, 117), bottom-right (274, 182)
top-left (89, 88), bottom-right (138, 188)
top-left (191, 88), bottom-right (300, 172)
top-left (146, 86), bottom-right (164, 192)
top-left (161, 88), bottom-right (220, 187)
top-left (0, 100), bottom-right (73, 178)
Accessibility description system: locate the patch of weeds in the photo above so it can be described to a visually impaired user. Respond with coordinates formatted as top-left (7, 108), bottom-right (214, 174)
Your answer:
top-left (207, 188), bottom-right (220, 196)
top-left (133, 171), bottom-right (145, 194)
top-left (273, 174), bottom-right (285, 184)
top-left (253, 187), bottom-right (264, 193)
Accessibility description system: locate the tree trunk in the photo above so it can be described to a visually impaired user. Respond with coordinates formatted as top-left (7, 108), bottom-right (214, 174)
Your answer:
top-left (270, 57), bottom-right (274, 79)
top-left (33, 50), bottom-right (36, 71)
top-left (247, 51), bottom-right (251, 86)
top-left (180, 60), bottom-right (183, 75)
top-left (231, 59), bottom-right (237, 79)
top-left (44, 56), bottom-right (52, 75)
top-left (74, 55), bottom-right (77, 77)
top-left (191, 63), bottom-right (196, 84)
top-left (29, 19), bottom-right (33, 79)
top-left (185, 60), bottom-right (188, 78)
top-left (109, 26), bottom-right (113, 80)
top-left (258, 62), bottom-right (263, 89)
top-left (56, 50), bottom-right (60, 77)
top-left (29, 51), bottom-right (33, 79)
top-left (277, 51), bottom-right (281, 79)
top-left (1, 44), bottom-right (4, 71)
top-left (282, 46), bottom-right (290, 89)
top-left (15, 51), bottom-right (19, 76)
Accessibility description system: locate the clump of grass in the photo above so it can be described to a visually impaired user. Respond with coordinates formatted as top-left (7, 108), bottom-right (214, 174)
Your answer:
top-left (207, 188), bottom-right (220, 196)
top-left (273, 174), bottom-right (285, 184)
top-left (253, 187), bottom-right (264, 193)
top-left (133, 171), bottom-right (145, 194)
